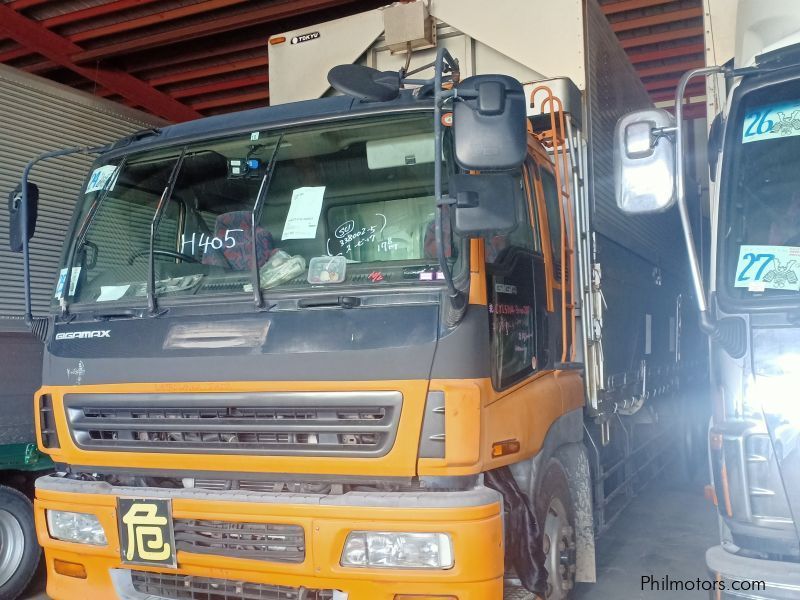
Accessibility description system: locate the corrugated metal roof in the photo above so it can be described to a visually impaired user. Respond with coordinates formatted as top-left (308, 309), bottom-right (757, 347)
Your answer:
top-left (0, 0), bottom-right (705, 121)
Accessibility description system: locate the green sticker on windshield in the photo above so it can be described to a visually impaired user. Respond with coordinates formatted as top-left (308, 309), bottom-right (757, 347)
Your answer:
top-left (742, 101), bottom-right (800, 143)
top-left (735, 245), bottom-right (800, 291)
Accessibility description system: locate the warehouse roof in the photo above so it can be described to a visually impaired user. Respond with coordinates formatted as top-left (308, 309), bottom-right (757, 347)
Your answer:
top-left (0, 0), bottom-right (705, 121)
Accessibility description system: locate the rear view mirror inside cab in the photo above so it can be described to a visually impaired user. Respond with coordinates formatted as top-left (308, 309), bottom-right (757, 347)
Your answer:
top-left (366, 133), bottom-right (435, 169)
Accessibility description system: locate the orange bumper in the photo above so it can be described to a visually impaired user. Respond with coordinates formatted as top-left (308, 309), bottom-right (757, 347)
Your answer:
top-left (36, 475), bottom-right (504, 600)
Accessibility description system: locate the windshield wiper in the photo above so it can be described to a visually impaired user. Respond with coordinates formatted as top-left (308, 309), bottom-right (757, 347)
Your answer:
top-left (60, 156), bottom-right (128, 319)
top-left (148, 147), bottom-right (188, 316)
top-left (249, 135), bottom-right (284, 309)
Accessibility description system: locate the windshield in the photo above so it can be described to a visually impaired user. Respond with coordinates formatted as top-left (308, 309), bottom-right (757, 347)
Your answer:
top-left (56, 113), bottom-right (454, 308)
top-left (725, 79), bottom-right (800, 300)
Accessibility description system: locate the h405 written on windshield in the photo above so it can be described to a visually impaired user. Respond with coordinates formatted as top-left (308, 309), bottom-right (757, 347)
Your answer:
top-left (735, 245), bottom-right (800, 291)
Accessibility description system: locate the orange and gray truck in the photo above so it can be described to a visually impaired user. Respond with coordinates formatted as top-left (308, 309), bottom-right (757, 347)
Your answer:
top-left (9, 1), bottom-right (704, 599)
top-left (614, 0), bottom-right (800, 597)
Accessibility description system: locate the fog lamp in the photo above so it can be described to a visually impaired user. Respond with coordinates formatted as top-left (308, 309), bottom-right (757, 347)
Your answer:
top-left (46, 510), bottom-right (107, 545)
top-left (341, 531), bottom-right (453, 569)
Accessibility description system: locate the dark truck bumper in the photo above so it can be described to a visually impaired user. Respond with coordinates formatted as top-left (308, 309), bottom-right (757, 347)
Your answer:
top-left (706, 545), bottom-right (800, 599)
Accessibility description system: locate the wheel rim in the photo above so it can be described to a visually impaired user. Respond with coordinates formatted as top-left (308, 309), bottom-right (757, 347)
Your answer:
top-left (0, 508), bottom-right (26, 588)
top-left (542, 497), bottom-right (576, 600)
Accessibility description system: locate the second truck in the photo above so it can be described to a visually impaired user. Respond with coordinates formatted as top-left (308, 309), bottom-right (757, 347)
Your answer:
top-left (10, 1), bottom-right (704, 599)
top-left (614, 0), bottom-right (800, 597)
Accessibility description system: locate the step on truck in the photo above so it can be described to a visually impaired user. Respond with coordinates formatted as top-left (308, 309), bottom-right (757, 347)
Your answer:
top-left (0, 65), bottom-right (161, 600)
top-left (614, 0), bottom-right (800, 597)
top-left (10, 1), bottom-right (704, 599)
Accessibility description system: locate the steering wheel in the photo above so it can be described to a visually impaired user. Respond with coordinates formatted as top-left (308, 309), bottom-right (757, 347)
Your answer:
top-left (127, 248), bottom-right (200, 265)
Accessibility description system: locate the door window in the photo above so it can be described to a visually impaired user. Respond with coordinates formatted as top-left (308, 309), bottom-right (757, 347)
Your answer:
top-left (487, 171), bottom-right (540, 389)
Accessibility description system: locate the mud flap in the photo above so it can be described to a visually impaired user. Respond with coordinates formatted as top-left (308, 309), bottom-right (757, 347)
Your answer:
top-left (486, 466), bottom-right (547, 596)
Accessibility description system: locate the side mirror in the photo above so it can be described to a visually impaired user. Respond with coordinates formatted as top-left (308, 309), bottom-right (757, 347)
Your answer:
top-left (451, 173), bottom-right (517, 235)
top-left (614, 108), bottom-right (676, 214)
top-left (7, 182), bottom-right (39, 253)
top-left (453, 75), bottom-right (527, 171)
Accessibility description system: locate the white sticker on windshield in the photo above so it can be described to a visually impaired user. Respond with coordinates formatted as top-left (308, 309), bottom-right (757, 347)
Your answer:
top-left (97, 284), bottom-right (130, 302)
top-left (54, 267), bottom-right (81, 299)
top-left (85, 164), bottom-right (118, 194)
top-left (281, 186), bottom-right (325, 240)
top-left (735, 245), bottom-right (800, 291)
top-left (742, 100), bottom-right (800, 144)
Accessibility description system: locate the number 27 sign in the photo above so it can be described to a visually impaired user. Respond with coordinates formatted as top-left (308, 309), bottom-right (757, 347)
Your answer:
top-left (735, 245), bottom-right (800, 291)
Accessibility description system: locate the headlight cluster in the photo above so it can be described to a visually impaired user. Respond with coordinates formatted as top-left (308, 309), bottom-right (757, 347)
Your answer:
top-left (46, 510), bottom-right (107, 546)
top-left (341, 531), bottom-right (453, 569)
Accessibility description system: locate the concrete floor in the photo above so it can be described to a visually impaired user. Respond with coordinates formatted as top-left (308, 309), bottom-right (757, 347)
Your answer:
top-left (574, 466), bottom-right (718, 600)
top-left (22, 466), bottom-right (718, 600)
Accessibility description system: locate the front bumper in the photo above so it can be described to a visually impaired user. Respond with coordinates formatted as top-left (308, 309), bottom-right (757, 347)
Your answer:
top-left (706, 545), bottom-right (800, 599)
top-left (35, 475), bottom-right (504, 600)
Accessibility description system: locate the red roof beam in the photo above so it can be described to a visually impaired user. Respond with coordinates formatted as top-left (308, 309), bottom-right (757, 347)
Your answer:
top-left (611, 7), bottom-right (703, 33)
top-left (8, 0), bottom-right (51, 9)
top-left (0, 0), bottom-right (165, 65)
top-left (620, 26), bottom-right (705, 49)
top-left (627, 41), bottom-right (705, 64)
top-left (169, 74), bottom-right (269, 99)
top-left (637, 58), bottom-right (705, 78)
top-left (41, 0), bottom-right (164, 29)
top-left (128, 38), bottom-right (266, 74)
top-left (603, 0), bottom-right (679, 15)
top-left (0, 46), bottom-right (29, 62)
top-left (650, 84), bottom-right (705, 102)
top-left (148, 56), bottom-right (267, 86)
top-left (71, 0), bottom-right (363, 63)
top-left (191, 89), bottom-right (269, 112)
top-left (68, 0), bottom-right (251, 44)
top-left (0, 3), bottom-right (199, 122)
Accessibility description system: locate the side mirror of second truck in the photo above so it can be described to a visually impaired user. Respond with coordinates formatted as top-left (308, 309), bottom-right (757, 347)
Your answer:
top-left (614, 108), bottom-right (676, 214)
top-left (7, 182), bottom-right (39, 253)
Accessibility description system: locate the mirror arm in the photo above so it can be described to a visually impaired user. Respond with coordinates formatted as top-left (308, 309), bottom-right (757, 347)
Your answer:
top-left (673, 66), bottom-right (725, 339)
top-left (18, 145), bottom-right (108, 327)
top-left (433, 48), bottom-right (467, 325)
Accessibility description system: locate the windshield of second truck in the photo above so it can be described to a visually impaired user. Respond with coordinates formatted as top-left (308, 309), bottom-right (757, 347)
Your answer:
top-left (55, 113), bottom-right (455, 308)
top-left (726, 80), bottom-right (800, 299)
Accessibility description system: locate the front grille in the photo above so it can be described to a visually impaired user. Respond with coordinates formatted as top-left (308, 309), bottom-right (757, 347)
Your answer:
top-left (64, 391), bottom-right (401, 456)
top-left (130, 571), bottom-right (335, 600)
top-left (173, 519), bottom-right (304, 563)
top-left (191, 479), bottom-right (332, 494)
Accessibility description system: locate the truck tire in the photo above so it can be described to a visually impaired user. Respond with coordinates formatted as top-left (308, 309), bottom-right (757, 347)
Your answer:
top-left (534, 461), bottom-right (576, 600)
top-left (0, 486), bottom-right (40, 600)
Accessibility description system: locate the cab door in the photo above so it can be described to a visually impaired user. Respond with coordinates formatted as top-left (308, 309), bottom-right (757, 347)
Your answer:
top-left (485, 162), bottom-right (546, 389)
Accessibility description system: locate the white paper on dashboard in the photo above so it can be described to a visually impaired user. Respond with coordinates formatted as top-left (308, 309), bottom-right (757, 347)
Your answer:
top-left (281, 186), bottom-right (325, 240)
top-left (97, 284), bottom-right (130, 302)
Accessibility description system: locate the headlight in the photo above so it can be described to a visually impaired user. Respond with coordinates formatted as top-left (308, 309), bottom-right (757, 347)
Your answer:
top-left (341, 531), bottom-right (453, 569)
top-left (46, 510), bottom-right (107, 546)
